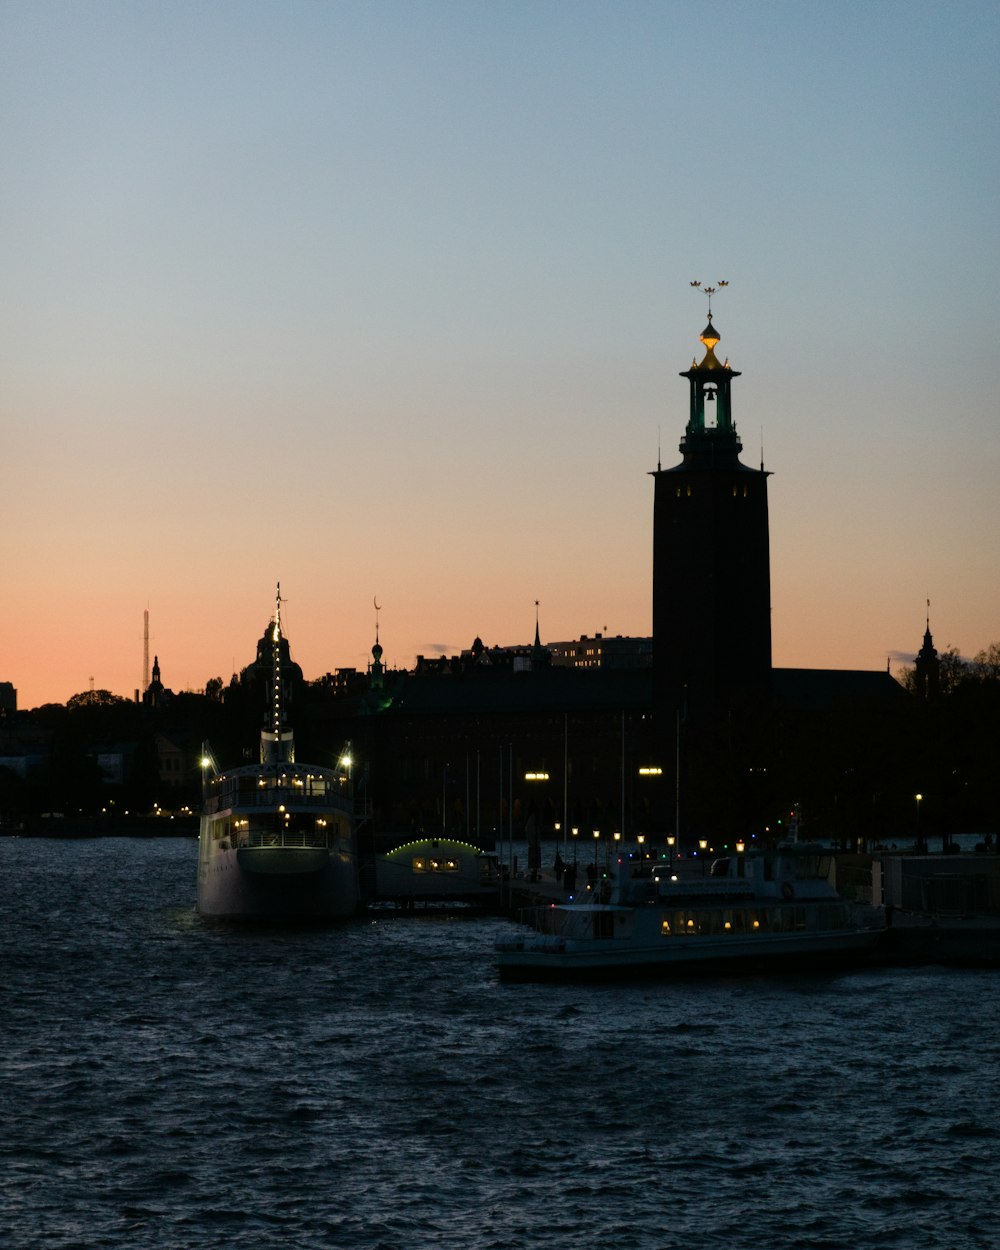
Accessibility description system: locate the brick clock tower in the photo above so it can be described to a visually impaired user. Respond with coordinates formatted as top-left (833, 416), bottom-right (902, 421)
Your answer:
top-left (651, 295), bottom-right (771, 723)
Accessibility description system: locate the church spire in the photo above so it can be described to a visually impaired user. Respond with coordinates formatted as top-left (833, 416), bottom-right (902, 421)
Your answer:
top-left (370, 596), bottom-right (384, 690)
top-left (914, 599), bottom-right (940, 700)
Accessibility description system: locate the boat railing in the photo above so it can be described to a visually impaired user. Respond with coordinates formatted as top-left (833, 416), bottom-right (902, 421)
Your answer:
top-left (238, 829), bottom-right (339, 850)
top-left (206, 784), bottom-right (352, 815)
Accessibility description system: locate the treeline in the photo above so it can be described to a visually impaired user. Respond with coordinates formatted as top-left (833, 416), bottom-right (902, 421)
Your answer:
top-left (782, 643), bottom-right (1000, 846)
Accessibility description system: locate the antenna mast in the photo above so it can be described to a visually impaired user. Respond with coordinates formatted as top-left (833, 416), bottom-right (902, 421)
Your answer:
top-left (143, 608), bottom-right (150, 692)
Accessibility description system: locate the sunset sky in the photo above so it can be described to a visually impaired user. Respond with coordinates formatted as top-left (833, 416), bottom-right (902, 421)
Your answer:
top-left (4, 1), bottom-right (998, 710)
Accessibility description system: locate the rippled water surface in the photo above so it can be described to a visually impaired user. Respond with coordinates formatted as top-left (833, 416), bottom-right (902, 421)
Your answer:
top-left (3, 837), bottom-right (1000, 1249)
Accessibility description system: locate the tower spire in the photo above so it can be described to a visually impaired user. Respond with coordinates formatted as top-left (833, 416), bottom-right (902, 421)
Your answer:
top-left (370, 596), bottom-right (385, 691)
top-left (678, 281), bottom-right (741, 460)
top-left (914, 599), bottom-right (940, 700)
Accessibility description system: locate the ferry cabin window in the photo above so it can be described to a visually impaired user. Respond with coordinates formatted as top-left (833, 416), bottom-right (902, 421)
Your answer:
top-left (660, 908), bottom-right (820, 937)
top-left (412, 857), bottom-right (460, 873)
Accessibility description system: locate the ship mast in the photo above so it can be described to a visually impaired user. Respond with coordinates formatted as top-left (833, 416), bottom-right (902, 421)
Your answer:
top-left (272, 583), bottom-right (283, 744)
top-left (261, 582), bottom-right (294, 764)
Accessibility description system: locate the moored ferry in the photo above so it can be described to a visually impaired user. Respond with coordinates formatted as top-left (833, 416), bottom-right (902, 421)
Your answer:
top-left (495, 844), bottom-right (885, 981)
top-left (197, 587), bottom-right (359, 922)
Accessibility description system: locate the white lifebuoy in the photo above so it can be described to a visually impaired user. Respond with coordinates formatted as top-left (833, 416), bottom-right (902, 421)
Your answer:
top-left (781, 881), bottom-right (795, 900)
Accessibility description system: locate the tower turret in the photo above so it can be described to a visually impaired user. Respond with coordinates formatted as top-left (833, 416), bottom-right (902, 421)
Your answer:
top-left (678, 315), bottom-right (742, 461)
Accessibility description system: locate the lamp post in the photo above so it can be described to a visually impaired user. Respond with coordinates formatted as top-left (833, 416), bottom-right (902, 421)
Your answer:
top-left (915, 793), bottom-right (923, 852)
top-left (593, 829), bottom-right (600, 873)
top-left (698, 838), bottom-right (708, 876)
top-left (572, 826), bottom-right (579, 867)
top-left (666, 834), bottom-right (675, 872)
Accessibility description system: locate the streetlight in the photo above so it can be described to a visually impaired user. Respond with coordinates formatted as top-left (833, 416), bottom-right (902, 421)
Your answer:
top-left (698, 838), bottom-right (708, 876)
top-left (666, 834), bottom-right (675, 871)
top-left (915, 793), bottom-right (923, 852)
top-left (593, 829), bottom-right (600, 872)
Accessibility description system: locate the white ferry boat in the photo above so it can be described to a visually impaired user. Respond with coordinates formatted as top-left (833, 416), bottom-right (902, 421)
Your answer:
top-left (197, 588), bottom-right (359, 922)
top-left (495, 844), bottom-right (884, 981)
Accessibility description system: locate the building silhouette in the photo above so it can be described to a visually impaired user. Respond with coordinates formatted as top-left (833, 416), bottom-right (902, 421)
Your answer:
top-left (651, 313), bottom-right (771, 723)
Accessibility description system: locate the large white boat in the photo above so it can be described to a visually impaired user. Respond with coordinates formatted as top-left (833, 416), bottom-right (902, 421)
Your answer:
top-left (495, 844), bottom-right (885, 981)
top-left (197, 588), bottom-right (359, 922)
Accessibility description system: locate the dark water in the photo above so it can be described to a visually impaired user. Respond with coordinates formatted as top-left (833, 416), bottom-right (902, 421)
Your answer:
top-left (3, 838), bottom-right (999, 1250)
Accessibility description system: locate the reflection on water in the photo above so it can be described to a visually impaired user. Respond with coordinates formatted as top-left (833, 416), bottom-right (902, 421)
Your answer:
top-left (2, 836), bottom-right (999, 1250)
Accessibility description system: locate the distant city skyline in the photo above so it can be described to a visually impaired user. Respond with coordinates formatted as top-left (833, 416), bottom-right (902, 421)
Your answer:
top-left (4, 1), bottom-right (998, 709)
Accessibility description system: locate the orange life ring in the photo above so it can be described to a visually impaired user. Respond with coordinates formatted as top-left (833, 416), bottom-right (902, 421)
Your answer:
top-left (781, 881), bottom-right (795, 900)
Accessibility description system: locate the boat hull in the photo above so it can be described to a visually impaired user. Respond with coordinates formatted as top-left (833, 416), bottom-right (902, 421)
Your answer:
top-left (496, 927), bottom-right (885, 982)
top-left (197, 842), bottom-right (358, 922)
